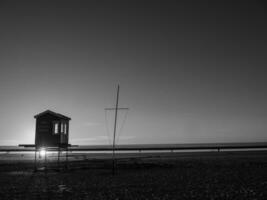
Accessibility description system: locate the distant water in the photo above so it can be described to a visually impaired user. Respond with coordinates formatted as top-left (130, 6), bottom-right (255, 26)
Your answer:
top-left (67, 142), bottom-right (267, 153)
top-left (1, 143), bottom-right (267, 162)
top-left (77, 142), bottom-right (267, 149)
top-left (1, 142), bottom-right (267, 148)
top-left (1, 142), bottom-right (267, 153)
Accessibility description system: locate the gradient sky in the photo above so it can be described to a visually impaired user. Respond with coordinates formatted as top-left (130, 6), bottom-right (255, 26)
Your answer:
top-left (0, 1), bottom-right (267, 145)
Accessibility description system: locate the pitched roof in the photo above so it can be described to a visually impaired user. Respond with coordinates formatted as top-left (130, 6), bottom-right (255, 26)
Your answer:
top-left (34, 110), bottom-right (71, 120)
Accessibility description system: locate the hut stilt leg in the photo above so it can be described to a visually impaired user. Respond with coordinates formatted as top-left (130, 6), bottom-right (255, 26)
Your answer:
top-left (57, 147), bottom-right (60, 170)
top-left (65, 147), bottom-right (68, 169)
top-left (45, 148), bottom-right (47, 171)
top-left (34, 148), bottom-right (37, 171)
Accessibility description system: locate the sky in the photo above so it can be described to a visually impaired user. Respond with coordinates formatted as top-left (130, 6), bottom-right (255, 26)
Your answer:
top-left (0, 0), bottom-right (267, 145)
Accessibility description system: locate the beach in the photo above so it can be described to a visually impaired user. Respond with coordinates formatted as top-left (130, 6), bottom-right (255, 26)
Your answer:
top-left (0, 151), bottom-right (267, 199)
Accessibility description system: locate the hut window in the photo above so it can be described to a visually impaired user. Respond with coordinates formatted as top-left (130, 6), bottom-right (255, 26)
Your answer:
top-left (53, 122), bottom-right (59, 134)
top-left (61, 123), bottom-right (64, 133)
top-left (64, 124), bottom-right (67, 134)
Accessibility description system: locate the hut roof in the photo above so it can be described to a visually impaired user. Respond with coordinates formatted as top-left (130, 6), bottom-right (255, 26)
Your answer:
top-left (34, 110), bottom-right (71, 120)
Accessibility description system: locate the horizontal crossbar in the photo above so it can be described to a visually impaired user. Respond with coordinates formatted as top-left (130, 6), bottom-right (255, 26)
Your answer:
top-left (105, 108), bottom-right (129, 110)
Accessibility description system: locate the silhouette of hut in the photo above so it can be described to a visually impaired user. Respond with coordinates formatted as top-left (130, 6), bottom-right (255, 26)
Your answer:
top-left (34, 110), bottom-right (71, 148)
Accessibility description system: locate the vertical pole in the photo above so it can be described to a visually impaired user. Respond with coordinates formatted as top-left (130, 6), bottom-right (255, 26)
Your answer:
top-left (57, 147), bottom-right (60, 169)
top-left (45, 148), bottom-right (47, 171)
top-left (34, 147), bottom-right (37, 171)
top-left (34, 119), bottom-right (38, 171)
top-left (66, 146), bottom-right (68, 169)
top-left (44, 148), bottom-right (47, 171)
top-left (112, 85), bottom-right (120, 175)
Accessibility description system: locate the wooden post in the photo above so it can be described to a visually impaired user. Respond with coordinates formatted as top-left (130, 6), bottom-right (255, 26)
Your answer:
top-left (45, 148), bottom-right (47, 171)
top-left (65, 145), bottom-right (68, 169)
top-left (34, 148), bottom-right (37, 171)
top-left (112, 85), bottom-right (120, 175)
top-left (105, 85), bottom-right (129, 175)
top-left (57, 147), bottom-right (60, 169)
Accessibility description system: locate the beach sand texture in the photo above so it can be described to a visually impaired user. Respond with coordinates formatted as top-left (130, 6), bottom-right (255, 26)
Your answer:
top-left (0, 151), bottom-right (267, 199)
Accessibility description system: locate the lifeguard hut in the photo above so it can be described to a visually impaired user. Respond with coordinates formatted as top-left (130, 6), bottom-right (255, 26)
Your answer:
top-left (34, 110), bottom-right (71, 148)
top-left (34, 110), bottom-right (71, 170)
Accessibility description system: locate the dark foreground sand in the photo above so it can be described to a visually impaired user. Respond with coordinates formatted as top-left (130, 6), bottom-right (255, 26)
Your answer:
top-left (1, 151), bottom-right (267, 200)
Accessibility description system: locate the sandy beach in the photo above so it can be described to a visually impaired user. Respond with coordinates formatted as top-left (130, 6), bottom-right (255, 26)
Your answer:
top-left (0, 151), bottom-right (267, 199)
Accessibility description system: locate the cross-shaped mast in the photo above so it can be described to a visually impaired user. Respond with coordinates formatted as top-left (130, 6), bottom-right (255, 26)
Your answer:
top-left (105, 85), bottom-right (129, 174)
